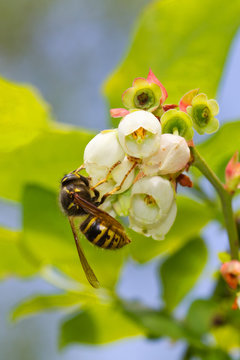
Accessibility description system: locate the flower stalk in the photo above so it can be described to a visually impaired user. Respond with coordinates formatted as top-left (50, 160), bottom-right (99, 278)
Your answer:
top-left (191, 146), bottom-right (239, 260)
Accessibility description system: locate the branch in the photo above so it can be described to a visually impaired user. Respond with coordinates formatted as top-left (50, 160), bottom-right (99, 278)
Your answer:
top-left (191, 147), bottom-right (239, 260)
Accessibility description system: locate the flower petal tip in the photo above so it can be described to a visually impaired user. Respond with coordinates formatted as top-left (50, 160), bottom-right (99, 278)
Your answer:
top-left (179, 89), bottom-right (199, 112)
top-left (110, 108), bottom-right (130, 118)
top-left (147, 68), bottom-right (168, 104)
top-left (225, 151), bottom-right (240, 192)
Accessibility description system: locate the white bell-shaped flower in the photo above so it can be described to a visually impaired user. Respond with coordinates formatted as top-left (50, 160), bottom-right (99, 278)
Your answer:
top-left (84, 129), bottom-right (125, 170)
top-left (84, 130), bottom-right (129, 196)
top-left (118, 110), bottom-right (161, 159)
top-left (110, 157), bottom-right (135, 193)
top-left (112, 190), bottom-right (131, 217)
top-left (129, 176), bottom-right (177, 240)
top-left (89, 156), bottom-right (136, 197)
top-left (142, 134), bottom-right (190, 176)
top-left (99, 198), bottom-right (116, 217)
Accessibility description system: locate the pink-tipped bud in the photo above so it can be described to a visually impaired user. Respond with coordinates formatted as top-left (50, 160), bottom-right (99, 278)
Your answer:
top-left (110, 108), bottom-right (130, 118)
top-left (147, 68), bottom-right (168, 104)
top-left (232, 296), bottom-right (239, 310)
top-left (220, 260), bottom-right (240, 289)
top-left (225, 151), bottom-right (240, 193)
top-left (179, 89), bottom-right (199, 112)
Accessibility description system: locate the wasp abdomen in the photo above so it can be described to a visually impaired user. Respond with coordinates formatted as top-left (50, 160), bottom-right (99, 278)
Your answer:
top-left (80, 215), bottom-right (127, 249)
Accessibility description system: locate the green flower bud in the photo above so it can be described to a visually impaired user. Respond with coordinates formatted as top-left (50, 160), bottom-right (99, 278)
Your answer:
top-left (186, 93), bottom-right (219, 134)
top-left (160, 109), bottom-right (194, 140)
top-left (122, 78), bottom-right (162, 112)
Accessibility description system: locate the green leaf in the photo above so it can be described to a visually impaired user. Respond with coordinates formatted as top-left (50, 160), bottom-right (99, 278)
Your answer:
top-left (11, 292), bottom-right (88, 322)
top-left (196, 121), bottom-right (240, 180)
top-left (0, 127), bottom-right (94, 202)
top-left (129, 196), bottom-right (211, 263)
top-left (22, 185), bottom-right (126, 289)
top-left (160, 237), bottom-right (208, 311)
top-left (0, 77), bottom-right (51, 153)
top-left (121, 301), bottom-right (203, 348)
top-left (0, 227), bottom-right (36, 279)
top-left (59, 303), bottom-right (142, 347)
top-left (122, 301), bottom-right (187, 339)
top-left (185, 299), bottom-right (217, 336)
top-left (104, 0), bottom-right (240, 125)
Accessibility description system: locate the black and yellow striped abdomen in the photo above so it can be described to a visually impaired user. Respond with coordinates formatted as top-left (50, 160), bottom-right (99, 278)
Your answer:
top-left (80, 215), bottom-right (129, 249)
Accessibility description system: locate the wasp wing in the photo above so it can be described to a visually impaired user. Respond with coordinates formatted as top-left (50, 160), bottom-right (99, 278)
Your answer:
top-left (73, 193), bottom-right (125, 231)
top-left (69, 217), bottom-right (100, 288)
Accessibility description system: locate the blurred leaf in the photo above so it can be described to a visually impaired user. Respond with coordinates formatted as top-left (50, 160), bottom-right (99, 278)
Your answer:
top-left (160, 237), bottom-right (208, 311)
top-left (196, 121), bottom-right (240, 181)
top-left (122, 301), bottom-right (197, 343)
top-left (185, 299), bottom-right (218, 336)
top-left (0, 77), bottom-right (51, 153)
top-left (0, 227), bottom-right (36, 279)
top-left (59, 303), bottom-right (142, 347)
top-left (203, 349), bottom-right (232, 360)
top-left (104, 0), bottom-right (240, 125)
top-left (212, 324), bottom-right (240, 351)
top-left (11, 291), bottom-right (99, 322)
top-left (22, 185), bottom-right (126, 289)
top-left (184, 347), bottom-right (233, 360)
top-left (218, 252), bottom-right (231, 263)
top-left (0, 127), bottom-right (94, 202)
top-left (129, 196), bottom-right (212, 263)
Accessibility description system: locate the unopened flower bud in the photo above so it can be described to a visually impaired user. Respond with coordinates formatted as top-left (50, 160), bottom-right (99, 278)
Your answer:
top-left (225, 151), bottom-right (240, 193)
top-left (129, 176), bottom-right (177, 240)
top-left (161, 109), bottom-right (194, 141)
top-left (118, 110), bottom-right (162, 159)
top-left (142, 134), bottom-right (190, 176)
top-left (233, 296), bottom-right (239, 310)
top-left (186, 93), bottom-right (219, 134)
top-left (220, 260), bottom-right (240, 289)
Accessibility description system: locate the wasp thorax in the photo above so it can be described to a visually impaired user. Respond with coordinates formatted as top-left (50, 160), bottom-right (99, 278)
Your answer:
top-left (60, 175), bottom-right (92, 216)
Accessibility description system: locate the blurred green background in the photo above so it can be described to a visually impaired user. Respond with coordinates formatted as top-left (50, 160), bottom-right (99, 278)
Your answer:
top-left (0, 0), bottom-right (240, 359)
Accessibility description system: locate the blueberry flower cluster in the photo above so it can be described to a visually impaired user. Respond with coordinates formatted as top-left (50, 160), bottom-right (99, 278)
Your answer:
top-left (83, 70), bottom-right (220, 240)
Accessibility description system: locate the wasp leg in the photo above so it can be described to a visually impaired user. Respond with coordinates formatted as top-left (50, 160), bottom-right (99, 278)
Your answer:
top-left (99, 162), bottom-right (137, 204)
top-left (71, 164), bottom-right (85, 174)
top-left (90, 160), bottom-right (121, 190)
top-left (92, 188), bottom-right (100, 202)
